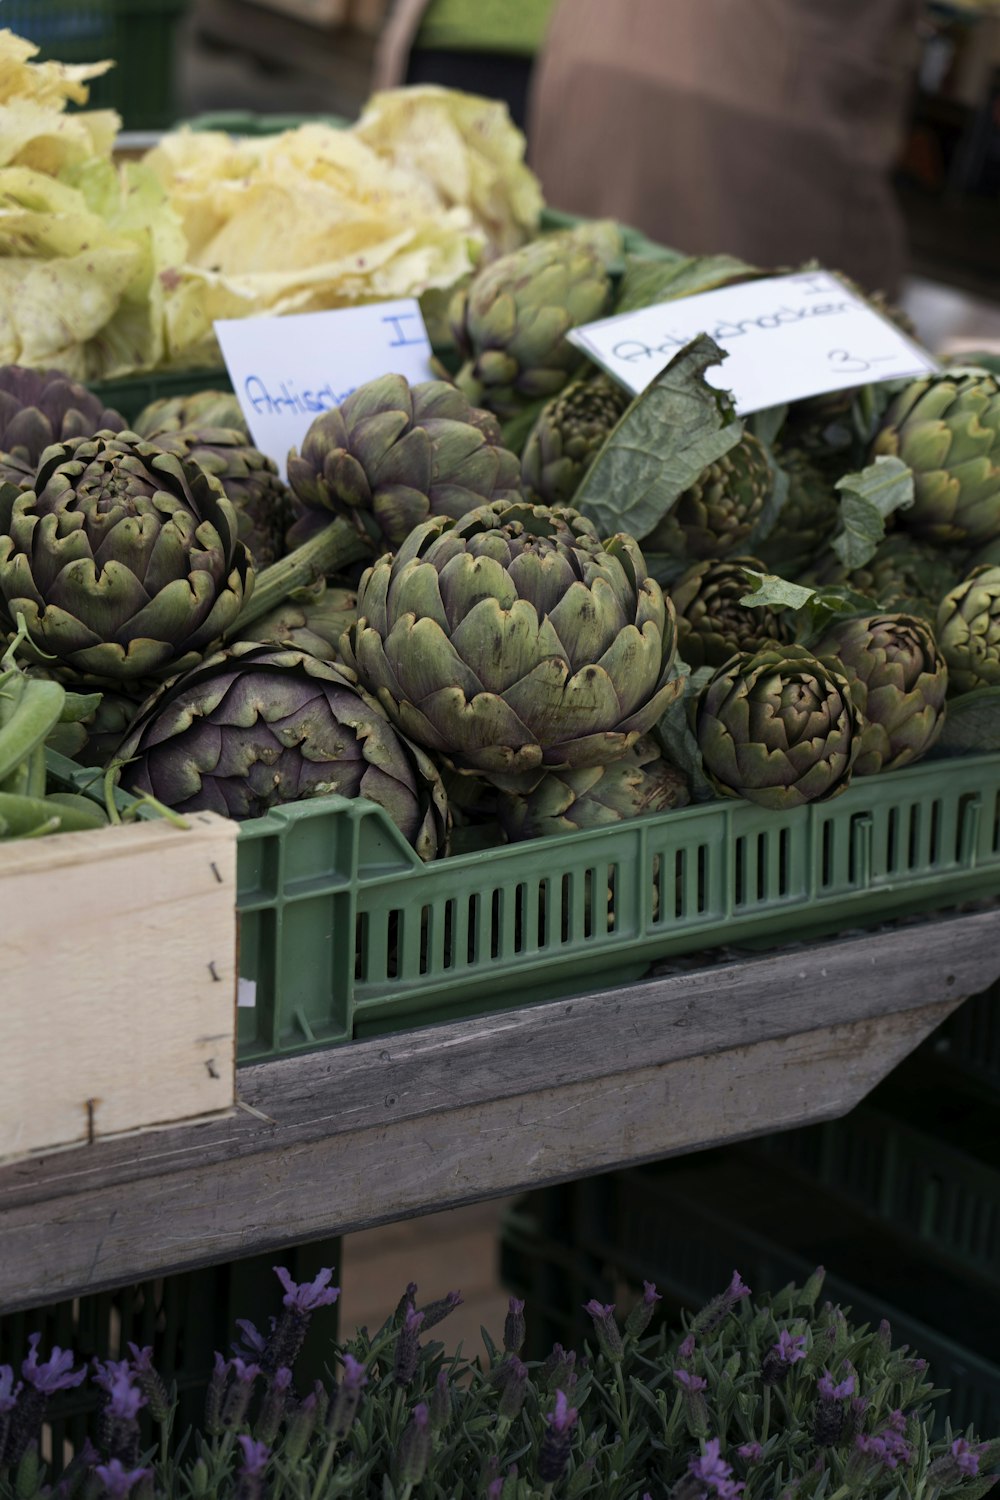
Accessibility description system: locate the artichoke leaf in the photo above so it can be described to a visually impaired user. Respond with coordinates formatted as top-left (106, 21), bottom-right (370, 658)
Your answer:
top-left (614, 254), bottom-right (762, 315)
top-left (575, 334), bottom-right (743, 544)
top-left (831, 456), bottom-right (914, 572)
top-left (740, 569), bottom-right (880, 645)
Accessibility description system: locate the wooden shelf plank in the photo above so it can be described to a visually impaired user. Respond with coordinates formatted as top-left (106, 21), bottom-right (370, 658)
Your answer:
top-left (1, 909), bottom-right (998, 1312)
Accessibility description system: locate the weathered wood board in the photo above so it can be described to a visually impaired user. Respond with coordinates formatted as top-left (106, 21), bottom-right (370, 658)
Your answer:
top-left (2, 812), bottom-right (239, 1162)
top-left (0, 908), bottom-right (996, 1311)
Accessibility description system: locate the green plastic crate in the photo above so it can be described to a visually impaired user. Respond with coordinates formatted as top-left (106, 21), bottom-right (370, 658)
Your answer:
top-left (501, 1154), bottom-right (1000, 1436)
top-left (749, 1070), bottom-right (1000, 1280)
top-left (46, 747), bottom-right (1000, 1064)
top-left (0, 1239), bottom-right (340, 1477)
top-left (7, 0), bottom-right (189, 129)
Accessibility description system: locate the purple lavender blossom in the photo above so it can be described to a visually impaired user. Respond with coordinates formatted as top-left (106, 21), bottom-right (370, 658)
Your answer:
top-left (691, 1272), bottom-right (752, 1337)
top-left (497, 1358), bottom-right (528, 1422)
top-left (274, 1267), bottom-right (340, 1312)
top-left (93, 1360), bottom-right (131, 1395)
top-left (487, 1482), bottom-right (503, 1500)
top-left (626, 1281), bottom-right (663, 1338)
top-left (951, 1438), bottom-right (980, 1477)
top-left (395, 1402), bottom-right (431, 1486)
top-left (583, 1301), bottom-right (623, 1362)
top-left (418, 1291), bottom-right (463, 1332)
top-left (22, 1336), bottom-right (86, 1394)
top-left (0, 1366), bottom-right (21, 1412)
top-left (503, 1297), bottom-right (526, 1354)
top-left (675, 1370), bottom-right (708, 1393)
top-left (125, 1346), bottom-right (170, 1425)
top-left (738, 1442), bottom-right (763, 1461)
top-left (107, 1374), bottom-right (146, 1423)
top-left (231, 1321), bottom-right (269, 1360)
top-left (93, 1460), bottom-right (150, 1498)
top-left (537, 1391), bottom-right (579, 1485)
top-left (678, 1334), bottom-right (696, 1360)
top-left (329, 1354), bottom-right (368, 1441)
top-left (393, 1307), bottom-right (425, 1387)
top-left (817, 1370), bottom-right (855, 1401)
top-left (773, 1331), bottom-right (807, 1364)
top-left (238, 1436), bottom-right (270, 1476)
top-left (727, 1272), bottom-right (751, 1302)
top-left (689, 1437), bottom-right (732, 1483)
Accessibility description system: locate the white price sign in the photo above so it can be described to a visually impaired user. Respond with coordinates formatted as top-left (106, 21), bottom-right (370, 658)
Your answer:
top-left (568, 271), bottom-right (938, 413)
top-left (214, 299), bottom-right (435, 479)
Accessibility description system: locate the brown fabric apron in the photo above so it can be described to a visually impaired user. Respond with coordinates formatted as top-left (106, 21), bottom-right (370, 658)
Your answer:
top-left (528, 0), bottom-right (920, 294)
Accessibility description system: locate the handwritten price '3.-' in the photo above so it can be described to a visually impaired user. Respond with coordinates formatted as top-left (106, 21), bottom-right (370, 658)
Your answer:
top-left (827, 349), bottom-right (902, 375)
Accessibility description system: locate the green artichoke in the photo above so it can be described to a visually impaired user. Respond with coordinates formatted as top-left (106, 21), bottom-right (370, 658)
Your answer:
top-left (133, 390), bottom-right (248, 439)
top-left (498, 734), bottom-right (689, 841)
top-left (873, 371), bottom-right (1000, 546)
top-left (641, 432), bottom-right (773, 566)
top-left (520, 374), bottom-right (629, 507)
top-left (814, 613), bottom-right (948, 775)
top-left (0, 366), bottom-right (125, 488)
top-left (0, 431), bottom-right (252, 686)
top-left (696, 643), bottom-right (863, 809)
top-left (449, 223), bottom-right (620, 420)
top-left (755, 448), bottom-right (839, 578)
top-left (137, 425), bottom-right (294, 570)
top-left (802, 532), bottom-right (963, 621)
top-left (115, 642), bottom-right (448, 859)
top-left (937, 565), bottom-right (1000, 692)
top-left (238, 582), bottom-right (358, 662)
top-left (342, 499), bottom-right (682, 791)
top-left (286, 374), bottom-right (522, 555)
top-left (670, 555), bottom-right (793, 670)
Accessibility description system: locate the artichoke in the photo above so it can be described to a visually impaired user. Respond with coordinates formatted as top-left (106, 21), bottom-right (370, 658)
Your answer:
top-left (0, 366), bottom-right (125, 488)
top-left (520, 374), bottom-right (629, 507)
top-left (286, 374), bottom-right (522, 555)
top-left (133, 390), bottom-right (248, 439)
top-left (641, 432), bottom-right (773, 566)
top-left (137, 425), bottom-right (294, 570)
top-left (873, 371), bottom-right (1000, 547)
top-left (814, 613), bottom-right (948, 775)
top-left (937, 565), bottom-right (1000, 692)
top-left (670, 555), bottom-right (793, 670)
top-left (755, 448), bottom-right (839, 578)
top-left (498, 734), bottom-right (689, 841)
top-left (238, 582), bottom-right (358, 662)
top-left (449, 223), bottom-right (619, 420)
top-left (115, 642), bottom-right (448, 859)
top-left (696, 643), bottom-right (863, 809)
top-left (802, 532), bottom-right (963, 621)
top-left (0, 431), bottom-right (252, 686)
top-left (342, 499), bottom-right (682, 791)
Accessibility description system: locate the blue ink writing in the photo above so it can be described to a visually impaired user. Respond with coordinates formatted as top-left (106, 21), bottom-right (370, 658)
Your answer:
top-left (382, 312), bottom-right (427, 348)
top-left (244, 376), bottom-right (354, 417)
top-left (610, 300), bottom-right (855, 364)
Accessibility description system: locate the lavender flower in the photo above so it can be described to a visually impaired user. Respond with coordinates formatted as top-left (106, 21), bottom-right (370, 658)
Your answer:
top-left (329, 1355), bottom-right (368, 1440)
top-left (0, 1365), bottom-right (21, 1411)
top-left (813, 1368), bottom-right (855, 1447)
top-left (429, 1368), bottom-right (451, 1433)
top-left (674, 1370), bottom-right (708, 1393)
top-left (92, 1360), bottom-right (131, 1394)
top-left (261, 1267), bottom-right (340, 1374)
top-left (255, 1366), bottom-right (293, 1446)
top-left (738, 1442), bottom-right (763, 1461)
top-left (675, 1369), bottom-right (709, 1438)
top-left (503, 1297), bottom-right (526, 1354)
top-left (394, 1403), bottom-right (431, 1486)
top-left (537, 1390), bottom-right (579, 1485)
top-left (418, 1291), bottom-right (463, 1332)
top-left (274, 1267), bottom-right (339, 1313)
top-left (106, 1374), bottom-right (146, 1423)
top-left (678, 1334), bottom-right (696, 1361)
top-left (951, 1437), bottom-right (980, 1477)
top-left (125, 1346), bottom-right (170, 1425)
top-left (583, 1300), bottom-right (623, 1362)
top-left (540, 1344), bottom-right (576, 1392)
top-left (284, 1390), bottom-right (318, 1463)
top-left (761, 1330), bottom-right (808, 1385)
top-left (393, 1307), bottom-right (425, 1386)
top-left (222, 1358), bottom-right (260, 1430)
top-left (626, 1281), bottom-right (663, 1339)
top-left (203, 1353), bottom-right (229, 1437)
top-left (93, 1460), bottom-right (150, 1499)
top-left (231, 1321), bottom-right (269, 1362)
top-left (691, 1272), bottom-right (752, 1338)
top-left (817, 1370), bottom-right (855, 1401)
top-left (235, 1435), bottom-right (270, 1500)
top-left (22, 1336), bottom-right (86, 1394)
top-left (497, 1358), bottom-right (528, 1422)
top-left (690, 1437), bottom-right (732, 1484)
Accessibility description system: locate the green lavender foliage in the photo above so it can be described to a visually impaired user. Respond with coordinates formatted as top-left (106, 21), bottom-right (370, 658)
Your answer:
top-left (0, 1268), bottom-right (995, 1500)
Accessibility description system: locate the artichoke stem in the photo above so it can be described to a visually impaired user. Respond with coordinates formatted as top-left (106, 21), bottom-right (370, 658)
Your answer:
top-left (232, 519), bottom-right (369, 634)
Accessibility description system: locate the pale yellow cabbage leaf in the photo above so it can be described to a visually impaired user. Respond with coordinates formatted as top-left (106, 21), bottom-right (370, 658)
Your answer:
top-left (0, 28), bottom-right (112, 110)
top-left (353, 85), bottom-right (542, 255)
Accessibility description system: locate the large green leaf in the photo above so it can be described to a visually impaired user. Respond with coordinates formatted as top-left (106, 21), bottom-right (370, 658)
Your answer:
top-left (739, 569), bottom-right (880, 643)
top-left (831, 456), bottom-right (914, 571)
top-left (931, 687), bottom-right (1000, 757)
top-left (614, 254), bottom-right (761, 315)
top-left (574, 334), bottom-right (743, 544)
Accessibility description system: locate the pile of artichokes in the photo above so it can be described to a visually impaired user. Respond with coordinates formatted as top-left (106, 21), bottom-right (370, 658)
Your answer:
top-left (2, 220), bottom-right (996, 854)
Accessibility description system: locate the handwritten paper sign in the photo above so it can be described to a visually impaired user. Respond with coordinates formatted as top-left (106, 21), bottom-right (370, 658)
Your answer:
top-left (214, 299), bottom-right (434, 479)
top-left (568, 271), bottom-right (938, 413)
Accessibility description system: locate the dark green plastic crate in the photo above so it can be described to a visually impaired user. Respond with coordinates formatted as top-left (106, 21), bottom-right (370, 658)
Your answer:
top-left (234, 750), bottom-right (1000, 1062)
top-left (501, 1154), bottom-right (1000, 1435)
top-left (749, 1071), bottom-right (1000, 1280)
top-left (7, 0), bottom-right (189, 129)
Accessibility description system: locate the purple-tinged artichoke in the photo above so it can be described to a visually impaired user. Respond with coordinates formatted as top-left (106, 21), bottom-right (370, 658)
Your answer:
top-left (670, 555), bottom-right (792, 670)
top-left (342, 498), bottom-right (682, 792)
top-left (238, 583), bottom-right (358, 662)
top-left (133, 390), bottom-right (247, 439)
top-left (814, 613), bottom-right (948, 775)
top-left (696, 643), bottom-right (863, 809)
top-left (0, 366), bottom-right (125, 488)
top-left (0, 431), bottom-right (252, 686)
top-left (498, 734), bottom-right (689, 841)
top-left (115, 642), bottom-right (448, 859)
top-left (286, 374), bottom-right (522, 555)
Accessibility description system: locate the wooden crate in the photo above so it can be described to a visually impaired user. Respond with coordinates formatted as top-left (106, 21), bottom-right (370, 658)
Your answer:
top-left (2, 812), bottom-right (239, 1163)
